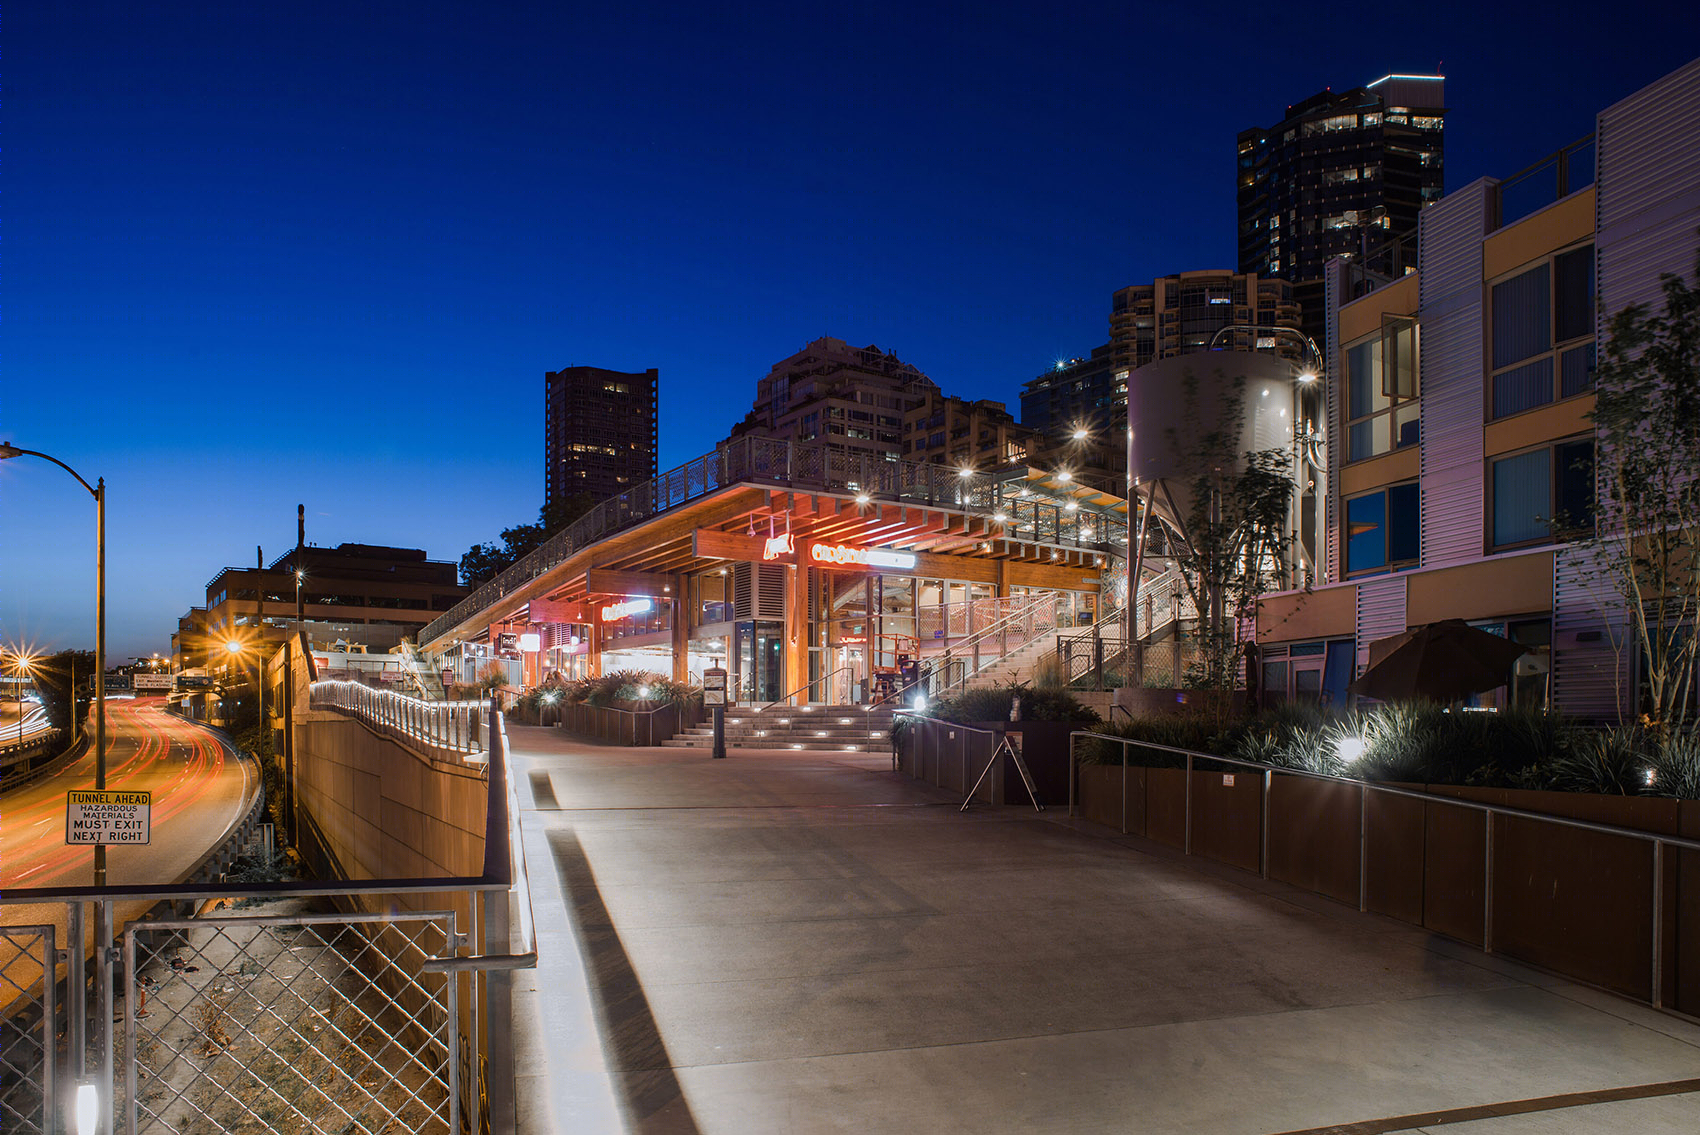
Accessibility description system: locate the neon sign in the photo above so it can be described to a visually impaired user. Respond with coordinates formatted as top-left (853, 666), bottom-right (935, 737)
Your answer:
top-left (809, 542), bottom-right (917, 570)
top-left (761, 533), bottom-right (796, 561)
top-left (600, 597), bottom-right (654, 621)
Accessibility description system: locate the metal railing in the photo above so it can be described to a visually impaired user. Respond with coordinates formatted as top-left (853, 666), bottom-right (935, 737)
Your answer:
top-left (422, 435), bottom-right (1126, 646)
top-left (1493, 133), bottom-right (1596, 231)
top-left (309, 680), bottom-right (484, 756)
top-left (755, 665), bottom-right (858, 713)
top-left (1, 701), bottom-right (538, 1134)
top-left (1065, 731), bottom-right (1700, 1010)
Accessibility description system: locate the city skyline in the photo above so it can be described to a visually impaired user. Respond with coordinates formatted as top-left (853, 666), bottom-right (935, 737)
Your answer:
top-left (5, 3), bottom-right (1696, 662)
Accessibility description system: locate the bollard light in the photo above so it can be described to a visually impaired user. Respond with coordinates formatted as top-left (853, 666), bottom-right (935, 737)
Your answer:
top-left (911, 693), bottom-right (926, 711)
top-left (637, 686), bottom-right (651, 700)
top-left (1335, 736), bottom-right (1366, 763)
top-left (75, 1082), bottom-right (98, 1135)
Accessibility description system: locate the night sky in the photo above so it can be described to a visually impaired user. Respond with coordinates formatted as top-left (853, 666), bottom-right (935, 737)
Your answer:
top-left (4, 2), bottom-right (1695, 663)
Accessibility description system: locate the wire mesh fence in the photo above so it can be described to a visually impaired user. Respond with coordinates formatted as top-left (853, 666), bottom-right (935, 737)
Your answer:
top-left (0, 924), bottom-right (56, 1135)
top-left (123, 908), bottom-right (457, 1135)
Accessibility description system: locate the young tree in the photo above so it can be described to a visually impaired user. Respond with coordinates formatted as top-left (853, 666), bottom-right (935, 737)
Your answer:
top-left (32, 649), bottom-right (96, 734)
top-left (1590, 244), bottom-right (1700, 731)
top-left (458, 492), bottom-right (600, 586)
top-left (1161, 371), bottom-right (1297, 690)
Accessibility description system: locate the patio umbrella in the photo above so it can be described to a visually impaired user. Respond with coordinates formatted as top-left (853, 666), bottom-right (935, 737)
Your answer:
top-left (1348, 619), bottom-right (1530, 701)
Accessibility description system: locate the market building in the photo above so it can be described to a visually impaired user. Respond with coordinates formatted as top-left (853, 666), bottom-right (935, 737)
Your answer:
top-left (418, 436), bottom-right (1126, 704)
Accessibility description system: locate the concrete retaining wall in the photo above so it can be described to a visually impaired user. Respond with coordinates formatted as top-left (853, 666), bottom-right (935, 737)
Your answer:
top-left (292, 710), bottom-right (487, 881)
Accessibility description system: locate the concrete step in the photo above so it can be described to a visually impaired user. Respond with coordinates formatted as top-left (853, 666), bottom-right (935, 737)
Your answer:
top-left (663, 736), bottom-right (886, 752)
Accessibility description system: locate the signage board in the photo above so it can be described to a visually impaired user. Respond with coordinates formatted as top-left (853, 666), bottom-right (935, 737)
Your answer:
top-left (133, 674), bottom-right (174, 690)
top-left (518, 633), bottom-right (541, 652)
top-left (497, 632), bottom-right (519, 652)
top-left (761, 533), bottom-right (796, 561)
top-left (601, 597), bottom-right (654, 621)
top-left (95, 675), bottom-right (132, 691)
top-left (65, 789), bottom-right (151, 845)
top-left (177, 675), bottom-right (213, 689)
top-left (702, 667), bottom-right (728, 707)
top-left (808, 542), bottom-right (917, 571)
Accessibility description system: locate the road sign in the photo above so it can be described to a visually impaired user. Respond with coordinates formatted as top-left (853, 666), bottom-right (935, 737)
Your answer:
top-left (133, 673), bottom-right (174, 690)
top-left (65, 789), bottom-right (152, 845)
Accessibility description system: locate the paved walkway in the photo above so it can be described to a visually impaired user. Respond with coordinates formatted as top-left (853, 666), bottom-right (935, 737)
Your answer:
top-left (503, 726), bottom-right (1700, 1135)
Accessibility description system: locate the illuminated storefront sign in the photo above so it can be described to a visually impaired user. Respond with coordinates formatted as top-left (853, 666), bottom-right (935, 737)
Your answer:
top-left (517, 633), bottom-right (541, 652)
top-left (600, 597), bottom-right (654, 621)
top-left (809, 542), bottom-right (917, 570)
top-left (761, 533), bottom-right (796, 561)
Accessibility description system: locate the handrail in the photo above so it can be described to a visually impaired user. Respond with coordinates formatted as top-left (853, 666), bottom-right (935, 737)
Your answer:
top-left (755, 664), bottom-right (858, 713)
top-left (866, 594), bottom-right (1058, 710)
top-left (310, 679), bottom-right (485, 755)
top-left (1064, 729), bottom-right (1700, 1009)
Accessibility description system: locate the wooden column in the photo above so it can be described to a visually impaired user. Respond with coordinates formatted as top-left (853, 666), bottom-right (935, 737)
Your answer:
top-left (671, 572), bottom-right (690, 682)
top-left (588, 607), bottom-right (602, 679)
top-left (785, 561), bottom-right (810, 703)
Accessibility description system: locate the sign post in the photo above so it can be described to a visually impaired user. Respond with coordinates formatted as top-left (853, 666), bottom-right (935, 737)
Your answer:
top-left (702, 667), bottom-right (728, 760)
top-left (65, 789), bottom-right (152, 845)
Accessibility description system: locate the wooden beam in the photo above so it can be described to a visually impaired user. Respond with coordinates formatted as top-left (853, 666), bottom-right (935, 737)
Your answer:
top-left (586, 568), bottom-right (677, 598)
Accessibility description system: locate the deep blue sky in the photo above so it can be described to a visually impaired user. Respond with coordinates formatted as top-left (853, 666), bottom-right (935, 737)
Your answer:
top-left (5, 2), bottom-right (1696, 662)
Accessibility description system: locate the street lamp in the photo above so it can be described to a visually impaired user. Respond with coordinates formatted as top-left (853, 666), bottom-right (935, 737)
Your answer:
top-left (224, 638), bottom-right (265, 758)
top-left (0, 442), bottom-right (108, 886)
top-left (8, 650), bottom-right (35, 743)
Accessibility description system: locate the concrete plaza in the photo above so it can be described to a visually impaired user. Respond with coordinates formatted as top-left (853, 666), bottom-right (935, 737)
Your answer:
top-left (503, 726), bottom-right (1700, 1135)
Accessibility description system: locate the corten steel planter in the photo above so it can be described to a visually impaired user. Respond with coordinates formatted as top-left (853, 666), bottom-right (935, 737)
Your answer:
top-left (1268, 776), bottom-right (1364, 907)
top-left (1072, 758), bottom-right (1700, 1015)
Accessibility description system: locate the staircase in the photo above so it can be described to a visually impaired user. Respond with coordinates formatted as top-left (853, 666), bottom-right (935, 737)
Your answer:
top-left (663, 704), bottom-right (897, 752)
top-left (958, 628), bottom-right (1068, 691)
top-left (397, 641), bottom-right (447, 700)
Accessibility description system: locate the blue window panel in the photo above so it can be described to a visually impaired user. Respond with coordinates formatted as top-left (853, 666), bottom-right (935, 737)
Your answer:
top-left (1349, 419), bottom-right (1376, 462)
top-left (1493, 449), bottom-right (1550, 546)
top-left (1493, 357), bottom-right (1554, 418)
top-left (1347, 493), bottom-right (1387, 573)
top-left (1493, 263), bottom-right (1552, 368)
top-left (1388, 482), bottom-right (1420, 563)
top-left (1560, 343), bottom-right (1596, 397)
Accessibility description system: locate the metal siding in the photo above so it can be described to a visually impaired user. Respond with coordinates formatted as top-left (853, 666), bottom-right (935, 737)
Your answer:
top-left (1597, 58), bottom-right (1700, 321)
top-left (1551, 544), bottom-right (1629, 721)
top-left (1416, 180), bottom-right (1494, 567)
top-left (1354, 575), bottom-right (1407, 673)
top-left (1572, 59), bottom-right (1700, 723)
top-left (1323, 259), bottom-right (1346, 583)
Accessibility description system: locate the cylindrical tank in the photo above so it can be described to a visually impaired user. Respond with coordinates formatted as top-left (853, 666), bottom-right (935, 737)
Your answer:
top-left (1127, 351), bottom-right (1299, 528)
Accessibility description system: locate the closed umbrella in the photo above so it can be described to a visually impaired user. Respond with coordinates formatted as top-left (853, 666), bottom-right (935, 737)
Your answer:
top-left (1348, 619), bottom-right (1530, 701)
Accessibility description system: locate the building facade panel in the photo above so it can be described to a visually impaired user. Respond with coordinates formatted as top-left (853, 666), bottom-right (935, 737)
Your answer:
top-left (1354, 574), bottom-right (1407, 674)
top-left (1415, 180), bottom-right (1494, 567)
top-left (1552, 543), bottom-right (1629, 720)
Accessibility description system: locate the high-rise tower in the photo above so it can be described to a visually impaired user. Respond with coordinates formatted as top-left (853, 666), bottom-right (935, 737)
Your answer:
top-left (544, 365), bottom-right (659, 508)
top-left (1237, 75), bottom-right (1445, 341)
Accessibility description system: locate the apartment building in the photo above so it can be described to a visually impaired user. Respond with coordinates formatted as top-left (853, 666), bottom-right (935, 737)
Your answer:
top-left (1250, 59), bottom-right (1700, 721)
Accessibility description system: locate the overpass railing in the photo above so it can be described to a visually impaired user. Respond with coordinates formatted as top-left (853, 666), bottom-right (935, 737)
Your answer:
top-left (422, 435), bottom-right (1127, 646)
top-left (1, 702), bottom-right (536, 1135)
top-left (309, 679), bottom-right (484, 756)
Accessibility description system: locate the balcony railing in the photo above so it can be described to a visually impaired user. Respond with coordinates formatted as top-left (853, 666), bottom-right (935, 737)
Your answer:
top-left (422, 436), bottom-right (1127, 647)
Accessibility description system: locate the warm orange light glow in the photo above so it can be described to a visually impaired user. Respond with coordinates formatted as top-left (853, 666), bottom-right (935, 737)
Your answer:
top-left (761, 533), bottom-right (796, 561)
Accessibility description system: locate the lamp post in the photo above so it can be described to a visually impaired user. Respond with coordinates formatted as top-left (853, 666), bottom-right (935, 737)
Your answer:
top-left (1, 442), bottom-right (108, 886)
top-left (9, 651), bottom-right (34, 744)
top-left (225, 639), bottom-right (264, 760)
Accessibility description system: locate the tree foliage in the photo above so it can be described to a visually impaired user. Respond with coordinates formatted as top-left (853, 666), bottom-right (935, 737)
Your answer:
top-left (1590, 242), bottom-right (1700, 731)
top-left (30, 650), bottom-right (96, 733)
top-left (458, 492), bottom-right (599, 586)
top-left (1160, 370), bottom-right (1296, 690)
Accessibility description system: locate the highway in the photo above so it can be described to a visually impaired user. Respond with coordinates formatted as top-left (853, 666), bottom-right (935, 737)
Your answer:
top-left (1, 696), bottom-right (256, 894)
